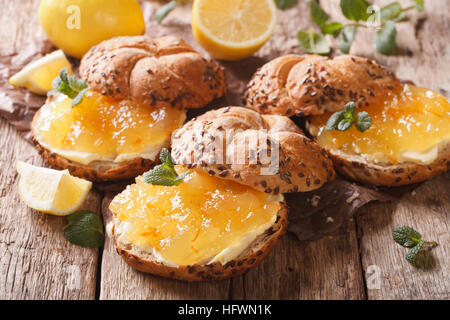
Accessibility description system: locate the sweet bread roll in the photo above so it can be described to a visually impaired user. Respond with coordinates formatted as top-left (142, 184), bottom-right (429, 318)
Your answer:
top-left (171, 106), bottom-right (335, 194)
top-left (32, 36), bottom-right (226, 182)
top-left (245, 54), bottom-right (398, 117)
top-left (80, 35), bottom-right (226, 109)
top-left (245, 54), bottom-right (450, 186)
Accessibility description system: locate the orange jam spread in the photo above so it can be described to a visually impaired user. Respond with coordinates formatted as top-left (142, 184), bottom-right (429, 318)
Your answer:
top-left (35, 91), bottom-right (186, 162)
top-left (109, 166), bottom-right (281, 266)
top-left (309, 85), bottom-right (450, 163)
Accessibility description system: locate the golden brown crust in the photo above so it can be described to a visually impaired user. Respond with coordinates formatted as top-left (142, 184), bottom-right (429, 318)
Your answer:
top-left (171, 107), bottom-right (335, 194)
top-left (80, 35), bottom-right (226, 109)
top-left (245, 54), bottom-right (400, 116)
top-left (328, 144), bottom-right (450, 187)
top-left (31, 136), bottom-right (156, 182)
top-left (113, 204), bottom-right (288, 282)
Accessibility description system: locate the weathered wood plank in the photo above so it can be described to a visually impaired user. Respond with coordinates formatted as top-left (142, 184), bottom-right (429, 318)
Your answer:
top-left (231, 220), bottom-right (366, 299)
top-left (357, 173), bottom-right (450, 299)
top-left (0, 120), bottom-right (101, 299)
top-left (0, 0), bottom-right (101, 300)
top-left (99, 192), bottom-right (231, 300)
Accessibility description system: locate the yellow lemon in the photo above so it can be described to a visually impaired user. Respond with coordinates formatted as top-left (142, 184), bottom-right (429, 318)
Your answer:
top-left (9, 49), bottom-right (71, 95)
top-left (192, 0), bottom-right (277, 61)
top-left (16, 161), bottom-right (92, 216)
top-left (39, 0), bottom-right (145, 59)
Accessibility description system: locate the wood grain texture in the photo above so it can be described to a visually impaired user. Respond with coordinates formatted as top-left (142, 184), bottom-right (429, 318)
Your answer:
top-left (357, 173), bottom-right (450, 300)
top-left (231, 220), bottom-right (366, 300)
top-left (0, 0), bottom-right (100, 300)
top-left (0, 120), bottom-right (101, 299)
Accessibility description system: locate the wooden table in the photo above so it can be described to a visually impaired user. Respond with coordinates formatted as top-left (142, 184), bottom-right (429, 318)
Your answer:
top-left (0, 0), bottom-right (448, 300)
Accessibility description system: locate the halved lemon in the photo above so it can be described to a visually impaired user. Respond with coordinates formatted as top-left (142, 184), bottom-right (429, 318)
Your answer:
top-left (9, 49), bottom-right (72, 95)
top-left (16, 161), bottom-right (92, 216)
top-left (192, 0), bottom-right (277, 61)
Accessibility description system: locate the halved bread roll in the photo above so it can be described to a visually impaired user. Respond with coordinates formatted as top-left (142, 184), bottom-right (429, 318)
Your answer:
top-left (109, 107), bottom-right (335, 281)
top-left (112, 205), bottom-right (287, 281)
top-left (246, 54), bottom-right (450, 186)
top-left (31, 36), bottom-right (226, 181)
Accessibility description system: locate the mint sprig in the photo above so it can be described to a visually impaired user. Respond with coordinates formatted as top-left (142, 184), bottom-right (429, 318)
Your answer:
top-left (63, 211), bottom-right (104, 248)
top-left (297, 29), bottom-right (330, 55)
top-left (155, 0), bottom-right (177, 23)
top-left (275, 0), bottom-right (298, 10)
top-left (393, 226), bottom-right (438, 266)
top-left (51, 68), bottom-right (88, 107)
top-left (142, 148), bottom-right (190, 186)
top-left (326, 102), bottom-right (372, 132)
top-left (294, 0), bottom-right (424, 56)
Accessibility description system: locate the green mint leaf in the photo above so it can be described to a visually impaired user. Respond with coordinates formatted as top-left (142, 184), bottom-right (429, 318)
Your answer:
top-left (340, 0), bottom-right (371, 21)
top-left (406, 240), bottom-right (425, 264)
top-left (159, 148), bottom-right (175, 168)
top-left (310, 0), bottom-right (329, 27)
top-left (274, 0), bottom-right (298, 10)
top-left (338, 101), bottom-right (356, 130)
top-left (321, 22), bottom-right (343, 37)
top-left (297, 30), bottom-right (330, 55)
top-left (355, 111), bottom-right (372, 132)
top-left (393, 226), bottom-right (438, 267)
top-left (344, 101), bottom-right (356, 118)
top-left (155, 0), bottom-right (177, 23)
top-left (72, 87), bottom-right (89, 107)
top-left (392, 226), bottom-right (422, 248)
top-left (337, 118), bottom-right (353, 131)
top-left (338, 25), bottom-right (358, 53)
top-left (325, 110), bottom-right (345, 130)
top-left (142, 148), bottom-right (189, 186)
top-left (380, 2), bottom-right (406, 22)
top-left (142, 165), bottom-right (180, 186)
top-left (375, 20), bottom-right (397, 55)
top-left (64, 211), bottom-right (104, 248)
top-left (52, 68), bottom-right (88, 106)
top-left (415, 0), bottom-right (424, 12)
top-left (325, 102), bottom-right (357, 131)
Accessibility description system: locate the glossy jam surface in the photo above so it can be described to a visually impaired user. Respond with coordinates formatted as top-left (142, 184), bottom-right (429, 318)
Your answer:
top-left (35, 91), bottom-right (186, 157)
top-left (109, 166), bottom-right (281, 266)
top-left (309, 85), bottom-right (450, 163)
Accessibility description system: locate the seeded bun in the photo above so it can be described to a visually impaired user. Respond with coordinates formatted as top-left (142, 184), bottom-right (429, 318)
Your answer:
top-left (112, 203), bottom-right (288, 281)
top-left (80, 35), bottom-right (226, 109)
top-left (171, 107), bottom-right (335, 194)
top-left (31, 35), bottom-right (226, 181)
top-left (246, 54), bottom-right (449, 186)
top-left (245, 54), bottom-right (399, 117)
top-left (318, 141), bottom-right (450, 186)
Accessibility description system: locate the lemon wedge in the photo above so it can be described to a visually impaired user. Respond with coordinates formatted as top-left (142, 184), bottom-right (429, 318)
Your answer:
top-left (16, 161), bottom-right (92, 216)
top-left (192, 0), bottom-right (277, 61)
top-left (9, 49), bottom-right (72, 95)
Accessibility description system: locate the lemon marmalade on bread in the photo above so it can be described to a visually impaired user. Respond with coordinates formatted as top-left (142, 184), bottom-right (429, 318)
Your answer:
top-left (34, 91), bottom-right (185, 165)
top-left (309, 84), bottom-right (450, 164)
top-left (109, 166), bottom-right (281, 266)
